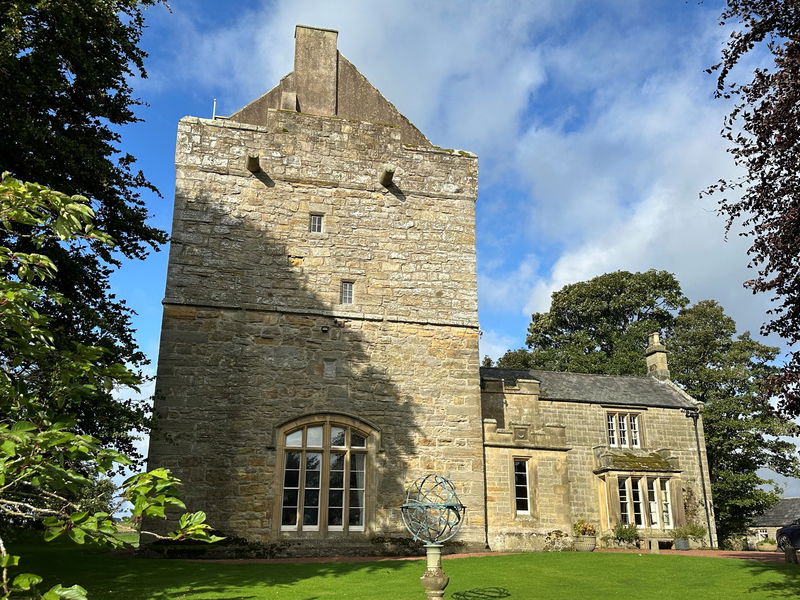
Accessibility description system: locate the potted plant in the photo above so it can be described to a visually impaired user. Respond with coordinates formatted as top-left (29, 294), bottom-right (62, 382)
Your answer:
top-left (572, 520), bottom-right (598, 552)
top-left (756, 538), bottom-right (778, 552)
top-left (670, 524), bottom-right (707, 550)
top-left (613, 522), bottom-right (640, 548)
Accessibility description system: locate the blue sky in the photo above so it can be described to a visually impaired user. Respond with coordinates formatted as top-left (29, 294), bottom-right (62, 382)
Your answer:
top-left (112, 1), bottom-right (799, 493)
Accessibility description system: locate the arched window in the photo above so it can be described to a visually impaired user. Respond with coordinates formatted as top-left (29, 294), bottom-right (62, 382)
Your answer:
top-left (276, 416), bottom-right (376, 533)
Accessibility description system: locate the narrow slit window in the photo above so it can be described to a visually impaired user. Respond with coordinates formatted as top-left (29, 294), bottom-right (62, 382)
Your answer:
top-left (513, 459), bottom-right (530, 514)
top-left (340, 281), bottom-right (354, 304)
top-left (647, 478), bottom-right (660, 528)
top-left (309, 213), bottom-right (323, 233)
top-left (631, 477), bottom-right (644, 526)
top-left (618, 478), bottom-right (630, 524)
top-left (629, 415), bottom-right (640, 447)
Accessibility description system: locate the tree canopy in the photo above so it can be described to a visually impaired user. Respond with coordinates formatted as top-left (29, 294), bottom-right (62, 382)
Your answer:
top-left (496, 270), bottom-right (800, 543)
top-left (0, 174), bottom-right (220, 599)
top-left (708, 0), bottom-right (800, 415)
top-left (0, 0), bottom-right (168, 459)
top-left (501, 270), bottom-right (688, 374)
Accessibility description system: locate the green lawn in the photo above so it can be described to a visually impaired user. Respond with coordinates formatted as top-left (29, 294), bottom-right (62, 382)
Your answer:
top-left (11, 539), bottom-right (800, 600)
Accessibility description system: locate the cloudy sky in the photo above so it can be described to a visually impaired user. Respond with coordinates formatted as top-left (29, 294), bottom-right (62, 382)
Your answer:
top-left (114, 1), bottom-right (797, 491)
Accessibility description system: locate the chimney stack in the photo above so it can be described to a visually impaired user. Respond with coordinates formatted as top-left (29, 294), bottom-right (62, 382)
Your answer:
top-left (645, 332), bottom-right (670, 380)
top-left (293, 25), bottom-right (339, 116)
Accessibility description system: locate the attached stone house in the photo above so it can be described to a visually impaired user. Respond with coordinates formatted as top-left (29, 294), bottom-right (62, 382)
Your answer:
top-left (148, 25), bottom-right (716, 555)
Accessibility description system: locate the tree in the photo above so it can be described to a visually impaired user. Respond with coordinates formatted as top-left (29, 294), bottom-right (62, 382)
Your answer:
top-left (498, 270), bottom-right (688, 373)
top-left (497, 271), bottom-right (800, 543)
top-left (0, 0), bottom-right (169, 459)
top-left (669, 300), bottom-right (799, 543)
top-left (0, 174), bottom-right (220, 600)
top-left (707, 1), bottom-right (800, 415)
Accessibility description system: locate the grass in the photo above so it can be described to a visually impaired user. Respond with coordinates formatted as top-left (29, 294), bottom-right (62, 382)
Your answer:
top-left (10, 538), bottom-right (800, 600)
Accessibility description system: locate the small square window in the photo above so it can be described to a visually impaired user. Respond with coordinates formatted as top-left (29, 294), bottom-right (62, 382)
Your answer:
top-left (309, 214), bottom-right (323, 233)
top-left (340, 281), bottom-right (354, 304)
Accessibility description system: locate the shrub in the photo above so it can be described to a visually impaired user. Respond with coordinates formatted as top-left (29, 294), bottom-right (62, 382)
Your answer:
top-left (670, 524), bottom-right (708, 542)
top-left (613, 522), bottom-right (640, 544)
top-left (572, 519), bottom-right (598, 536)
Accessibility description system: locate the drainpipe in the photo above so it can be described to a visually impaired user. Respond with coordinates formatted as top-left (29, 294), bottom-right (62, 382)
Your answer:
top-left (480, 418), bottom-right (491, 550)
top-left (684, 408), bottom-right (714, 548)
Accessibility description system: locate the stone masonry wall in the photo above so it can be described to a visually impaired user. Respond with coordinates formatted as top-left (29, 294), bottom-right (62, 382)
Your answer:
top-left (150, 306), bottom-right (485, 550)
top-left (165, 113), bottom-right (478, 326)
top-left (539, 399), bottom-right (716, 545)
top-left (149, 109), bottom-right (485, 554)
top-left (480, 382), bottom-right (716, 550)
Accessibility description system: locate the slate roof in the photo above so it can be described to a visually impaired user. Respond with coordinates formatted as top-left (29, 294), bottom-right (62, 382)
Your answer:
top-left (479, 367), bottom-right (696, 409)
top-left (753, 498), bottom-right (800, 527)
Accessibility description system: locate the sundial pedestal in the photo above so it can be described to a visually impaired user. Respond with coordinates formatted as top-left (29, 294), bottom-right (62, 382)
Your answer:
top-left (420, 543), bottom-right (449, 599)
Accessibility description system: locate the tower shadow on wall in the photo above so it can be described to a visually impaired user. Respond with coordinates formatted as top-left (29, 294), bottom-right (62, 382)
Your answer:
top-left (148, 176), bottom-right (426, 558)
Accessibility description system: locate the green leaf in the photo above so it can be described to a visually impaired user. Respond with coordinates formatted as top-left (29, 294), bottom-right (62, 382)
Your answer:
top-left (0, 439), bottom-right (16, 456)
top-left (12, 572), bottom-right (43, 591)
top-left (10, 421), bottom-right (36, 432)
top-left (0, 554), bottom-right (20, 567)
top-left (43, 584), bottom-right (89, 600)
top-left (67, 527), bottom-right (86, 544)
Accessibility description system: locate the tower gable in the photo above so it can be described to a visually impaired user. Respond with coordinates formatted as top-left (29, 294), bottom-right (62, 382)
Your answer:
top-left (229, 25), bottom-right (430, 146)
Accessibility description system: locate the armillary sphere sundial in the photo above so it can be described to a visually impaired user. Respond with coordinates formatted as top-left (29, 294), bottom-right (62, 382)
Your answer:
top-left (401, 474), bottom-right (467, 599)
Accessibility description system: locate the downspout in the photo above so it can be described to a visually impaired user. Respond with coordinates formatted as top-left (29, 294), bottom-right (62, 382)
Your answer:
top-left (685, 408), bottom-right (714, 548)
top-left (480, 418), bottom-right (491, 550)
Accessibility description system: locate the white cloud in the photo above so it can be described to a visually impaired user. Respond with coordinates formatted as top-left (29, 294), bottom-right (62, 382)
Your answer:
top-left (479, 329), bottom-right (517, 362)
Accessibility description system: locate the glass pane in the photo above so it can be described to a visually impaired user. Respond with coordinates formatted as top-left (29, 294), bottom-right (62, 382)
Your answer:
top-left (282, 489), bottom-right (298, 506)
top-left (331, 427), bottom-right (346, 447)
top-left (349, 489), bottom-right (364, 508)
top-left (286, 430), bottom-right (303, 447)
top-left (306, 470), bottom-right (320, 488)
top-left (515, 473), bottom-right (527, 486)
top-left (307, 426), bottom-right (323, 447)
top-left (330, 452), bottom-right (345, 470)
top-left (282, 508), bottom-right (297, 526)
top-left (283, 469), bottom-right (299, 488)
top-left (306, 453), bottom-right (321, 471)
top-left (329, 490), bottom-right (344, 507)
top-left (515, 485), bottom-right (528, 498)
top-left (328, 508), bottom-right (343, 526)
top-left (349, 508), bottom-right (363, 526)
top-left (330, 471), bottom-right (344, 488)
top-left (285, 451), bottom-right (301, 470)
top-left (350, 468), bottom-right (364, 489)
top-left (351, 433), bottom-right (366, 447)
top-left (303, 508), bottom-right (318, 526)
top-left (516, 498), bottom-right (529, 511)
top-left (305, 489), bottom-right (319, 508)
top-left (607, 414), bottom-right (616, 445)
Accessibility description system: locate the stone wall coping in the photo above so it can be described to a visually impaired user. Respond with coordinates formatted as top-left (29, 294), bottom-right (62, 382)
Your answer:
top-left (162, 298), bottom-right (480, 329)
top-left (181, 114), bottom-right (477, 159)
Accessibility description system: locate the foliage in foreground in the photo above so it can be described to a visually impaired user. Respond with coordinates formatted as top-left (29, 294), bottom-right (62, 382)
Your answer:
top-left (0, 175), bottom-right (221, 600)
top-left (0, 0), bottom-right (170, 463)
top-left (494, 270), bottom-right (800, 543)
top-left (708, 1), bottom-right (800, 415)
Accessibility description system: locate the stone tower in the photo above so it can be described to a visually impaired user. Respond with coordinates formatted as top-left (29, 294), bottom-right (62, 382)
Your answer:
top-left (148, 26), bottom-right (485, 554)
